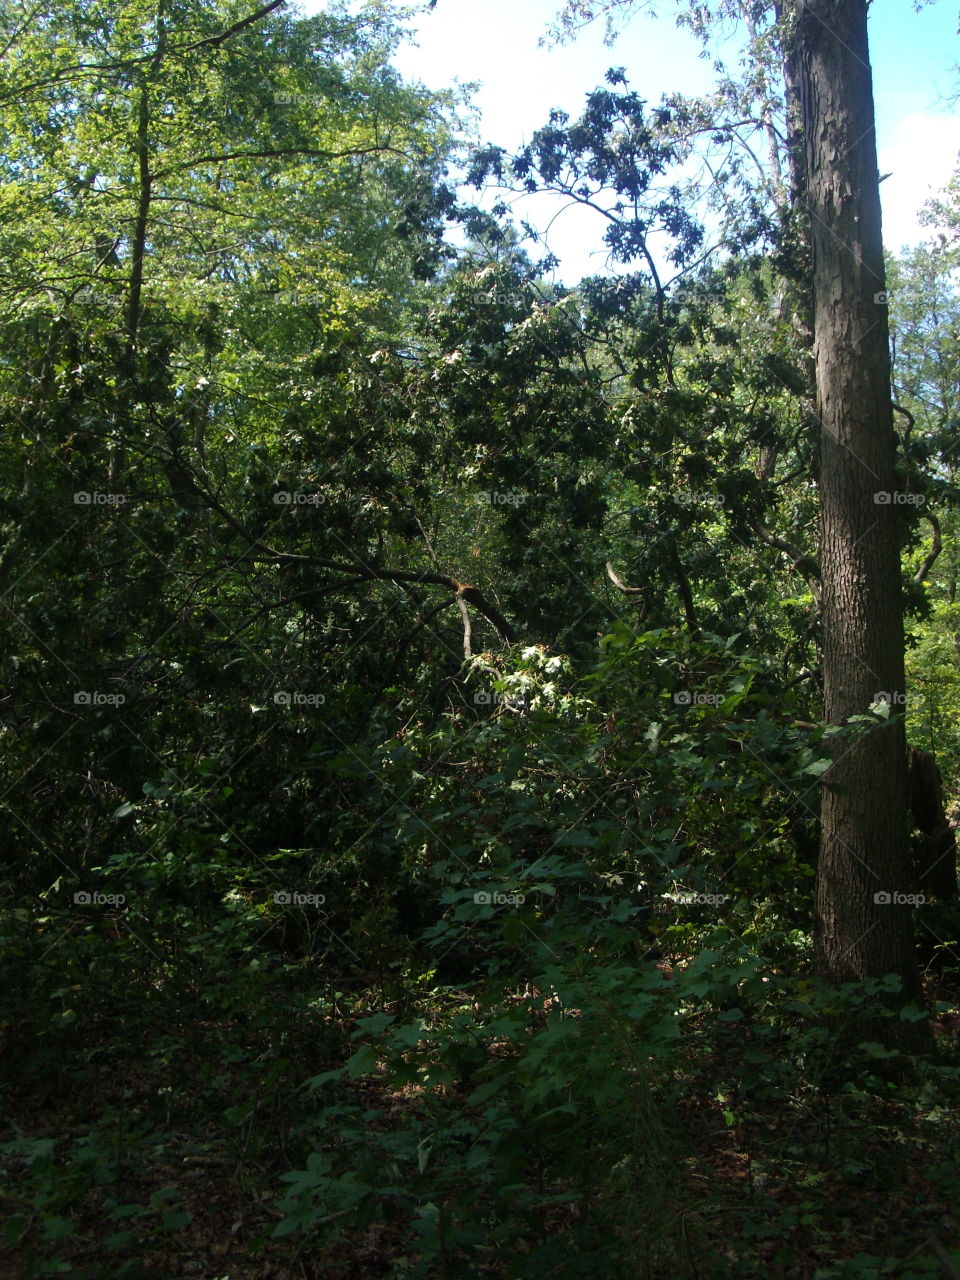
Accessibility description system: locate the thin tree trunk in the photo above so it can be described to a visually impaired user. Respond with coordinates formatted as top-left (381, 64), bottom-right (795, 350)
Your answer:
top-left (909, 748), bottom-right (957, 905)
top-left (110, 1), bottom-right (166, 487)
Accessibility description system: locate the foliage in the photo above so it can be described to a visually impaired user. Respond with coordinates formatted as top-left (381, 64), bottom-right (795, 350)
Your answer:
top-left (0, 1), bottom-right (959, 1277)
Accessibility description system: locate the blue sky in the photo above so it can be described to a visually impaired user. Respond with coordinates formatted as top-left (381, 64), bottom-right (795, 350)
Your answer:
top-left (305, 0), bottom-right (960, 283)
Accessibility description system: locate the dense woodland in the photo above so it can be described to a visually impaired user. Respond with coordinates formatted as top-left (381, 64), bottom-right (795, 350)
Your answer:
top-left (1, 0), bottom-right (960, 1275)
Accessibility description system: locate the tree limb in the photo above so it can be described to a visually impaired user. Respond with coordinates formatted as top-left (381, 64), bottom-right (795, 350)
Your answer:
top-left (456, 593), bottom-right (473, 659)
top-left (667, 543), bottom-right (699, 635)
top-left (249, 563), bottom-right (515, 643)
top-left (914, 512), bottom-right (942, 584)
top-left (892, 401), bottom-right (915, 453)
top-left (153, 146), bottom-right (406, 181)
top-left (183, 0), bottom-right (285, 51)
top-left (752, 523), bottom-right (821, 602)
top-left (606, 560), bottom-right (645, 594)
top-left (606, 561), bottom-right (650, 622)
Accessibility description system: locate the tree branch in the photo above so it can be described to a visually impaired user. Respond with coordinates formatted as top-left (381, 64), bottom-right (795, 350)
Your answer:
top-left (914, 512), bottom-right (942, 584)
top-left (892, 401), bottom-right (915, 453)
top-left (183, 0), bottom-right (285, 50)
top-left (752, 522), bottom-right (821, 602)
top-left (456, 593), bottom-right (473, 659)
top-left (141, 446), bottom-right (517, 644)
top-left (252, 562), bottom-right (516, 643)
top-left (606, 560), bottom-right (650, 622)
top-left (668, 542), bottom-right (699, 635)
top-left (605, 560), bottom-right (645, 594)
top-left (152, 145), bottom-right (405, 181)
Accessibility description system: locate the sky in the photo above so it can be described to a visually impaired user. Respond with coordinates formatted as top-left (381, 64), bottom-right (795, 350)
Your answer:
top-left (305, 0), bottom-right (960, 283)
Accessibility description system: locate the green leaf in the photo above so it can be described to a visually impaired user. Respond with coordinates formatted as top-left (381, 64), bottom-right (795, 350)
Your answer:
top-left (857, 1041), bottom-right (900, 1059)
top-left (160, 1211), bottom-right (193, 1230)
top-left (41, 1216), bottom-right (75, 1242)
top-left (354, 1012), bottom-right (396, 1036)
top-left (553, 829), bottom-right (597, 848)
top-left (802, 758), bottom-right (832, 777)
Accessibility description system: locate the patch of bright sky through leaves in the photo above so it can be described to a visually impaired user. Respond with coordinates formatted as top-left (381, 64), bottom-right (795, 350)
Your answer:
top-left (300, 0), bottom-right (960, 286)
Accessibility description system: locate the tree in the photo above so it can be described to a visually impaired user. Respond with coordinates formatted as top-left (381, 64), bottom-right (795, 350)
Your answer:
top-left (786, 0), bottom-right (921, 1005)
top-left (0, 0), bottom-right (465, 887)
top-left (542, 0), bottom-right (928, 1008)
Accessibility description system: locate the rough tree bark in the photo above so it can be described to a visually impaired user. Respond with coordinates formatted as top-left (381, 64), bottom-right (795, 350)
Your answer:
top-left (789, 0), bottom-right (924, 1009)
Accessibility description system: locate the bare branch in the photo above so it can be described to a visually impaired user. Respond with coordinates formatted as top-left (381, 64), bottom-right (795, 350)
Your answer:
top-left (456, 593), bottom-right (473, 659)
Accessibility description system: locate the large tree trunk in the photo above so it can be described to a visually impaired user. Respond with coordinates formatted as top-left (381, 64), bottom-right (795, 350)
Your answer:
top-left (790, 0), bottom-right (923, 1007)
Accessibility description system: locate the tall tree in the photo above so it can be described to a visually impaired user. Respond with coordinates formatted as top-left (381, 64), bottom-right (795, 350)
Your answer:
top-left (787, 0), bottom-right (920, 1000)
top-left (546, 0), bottom-right (926, 1005)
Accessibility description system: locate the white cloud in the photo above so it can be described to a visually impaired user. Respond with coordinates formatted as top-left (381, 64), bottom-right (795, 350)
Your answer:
top-left (879, 112), bottom-right (959, 251)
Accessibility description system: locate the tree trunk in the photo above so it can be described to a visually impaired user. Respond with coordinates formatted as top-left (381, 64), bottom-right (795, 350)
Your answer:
top-left (790, 0), bottom-right (924, 1009)
top-left (909, 748), bottom-right (957, 901)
